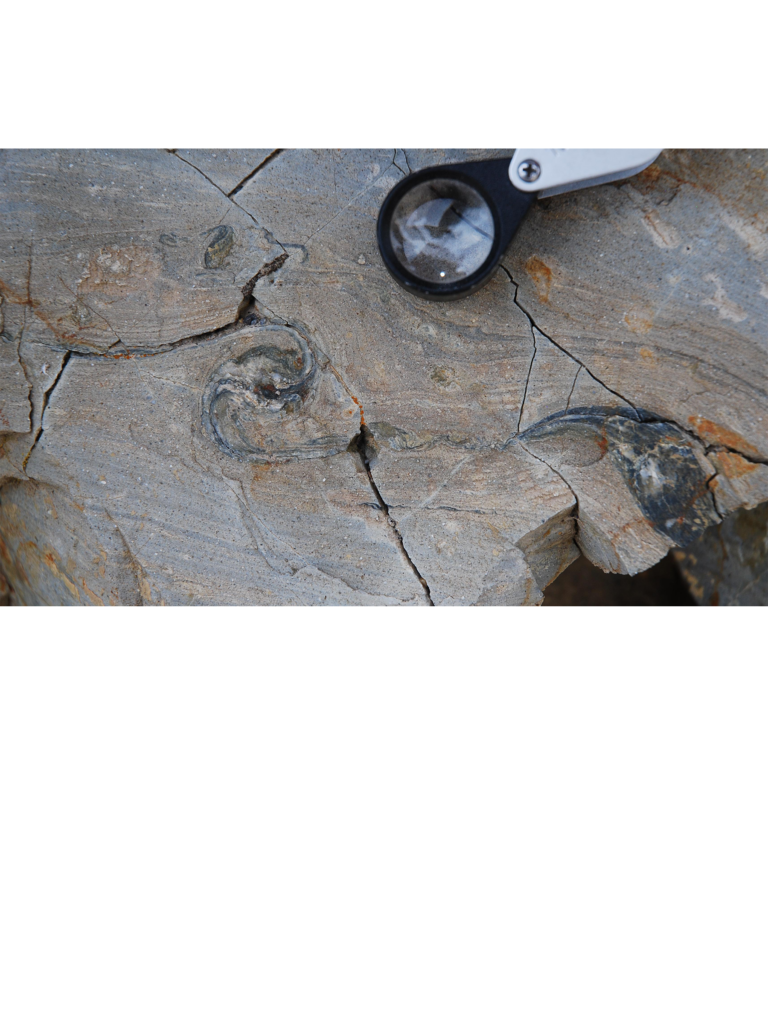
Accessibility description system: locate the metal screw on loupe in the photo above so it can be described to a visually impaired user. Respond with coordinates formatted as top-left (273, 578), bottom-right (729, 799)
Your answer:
top-left (517, 159), bottom-right (541, 183)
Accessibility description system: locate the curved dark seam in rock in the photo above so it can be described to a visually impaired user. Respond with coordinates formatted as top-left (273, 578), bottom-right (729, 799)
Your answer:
top-left (497, 262), bottom-right (767, 463)
top-left (363, 405), bottom-right (721, 562)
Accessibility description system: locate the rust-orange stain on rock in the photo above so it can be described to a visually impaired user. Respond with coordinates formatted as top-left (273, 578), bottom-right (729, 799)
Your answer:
top-left (1, 278), bottom-right (81, 347)
top-left (688, 415), bottom-right (761, 458)
top-left (80, 577), bottom-right (104, 606)
top-left (624, 309), bottom-right (654, 335)
top-left (525, 256), bottom-right (552, 303)
top-left (350, 396), bottom-right (366, 426)
top-left (38, 548), bottom-right (80, 600)
top-left (595, 420), bottom-right (609, 458)
top-left (637, 164), bottom-right (662, 187)
top-left (0, 533), bottom-right (11, 569)
top-left (251, 462), bottom-right (272, 482)
top-left (712, 450), bottom-right (759, 479)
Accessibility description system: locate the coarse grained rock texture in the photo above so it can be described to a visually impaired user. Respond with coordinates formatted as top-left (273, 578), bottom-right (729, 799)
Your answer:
top-left (0, 148), bottom-right (766, 605)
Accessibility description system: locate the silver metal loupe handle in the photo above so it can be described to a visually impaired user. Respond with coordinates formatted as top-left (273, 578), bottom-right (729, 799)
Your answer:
top-left (511, 149), bottom-right (663, 198)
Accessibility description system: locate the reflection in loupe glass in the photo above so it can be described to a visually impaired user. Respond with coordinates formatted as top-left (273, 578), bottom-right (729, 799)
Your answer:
top-left (389, 178), bottom-right (495, 285)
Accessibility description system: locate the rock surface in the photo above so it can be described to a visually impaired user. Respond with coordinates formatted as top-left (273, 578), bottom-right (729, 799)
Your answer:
top-left (1, 149), bottom-right (766, 604)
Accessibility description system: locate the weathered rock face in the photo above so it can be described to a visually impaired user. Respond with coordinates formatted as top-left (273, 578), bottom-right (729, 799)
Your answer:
top-left (0, 149), bottom-right (766, 605)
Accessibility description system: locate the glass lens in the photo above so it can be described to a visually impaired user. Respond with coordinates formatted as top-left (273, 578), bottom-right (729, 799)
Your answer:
top-left (388, 178), bottom-right (495, 285)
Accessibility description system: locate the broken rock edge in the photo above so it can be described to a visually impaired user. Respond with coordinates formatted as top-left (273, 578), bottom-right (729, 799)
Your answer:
top-left (3, 154), bottom-right (763, 601)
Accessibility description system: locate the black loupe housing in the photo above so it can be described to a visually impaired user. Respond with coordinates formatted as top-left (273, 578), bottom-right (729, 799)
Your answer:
top-left (376, 157), bottom-right (533, 300)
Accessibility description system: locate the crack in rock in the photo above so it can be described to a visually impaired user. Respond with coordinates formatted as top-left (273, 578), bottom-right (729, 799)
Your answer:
top-left (22, 351), bottom-right (71, 471)
top-left (498, 262), bottom-right (768, 466)
top-left (228, 151), bottom-right (284, 197)
top-left (517, 321), bottom-right (537, 433)
top-left (11, 253), bottom-right (293, 365)
top-left (498, 263), bottom-right (641, 419)
top-left (169, 150), bottom-right (287, 257)
top-left (350, 427), bottom-right (434, 605)
top-left (518, 407), bottom-right (721, 573)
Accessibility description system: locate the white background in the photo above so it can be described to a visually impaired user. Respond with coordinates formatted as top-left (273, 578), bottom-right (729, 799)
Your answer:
top-left (2, 612), bottom-right (765, 1023)
top-left (2, 3), bottom-right (767, 1019)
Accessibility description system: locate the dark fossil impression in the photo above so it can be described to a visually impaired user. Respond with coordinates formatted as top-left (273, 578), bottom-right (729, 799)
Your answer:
top-left (202, 324), bottom-right (359, 462)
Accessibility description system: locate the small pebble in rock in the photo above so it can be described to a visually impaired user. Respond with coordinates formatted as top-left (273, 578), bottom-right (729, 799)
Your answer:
top-left (357, 255), bottom-right (366, 265)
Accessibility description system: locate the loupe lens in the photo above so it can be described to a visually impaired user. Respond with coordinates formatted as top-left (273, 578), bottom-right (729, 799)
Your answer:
top-left (388, 178), bottom-right (495, 285)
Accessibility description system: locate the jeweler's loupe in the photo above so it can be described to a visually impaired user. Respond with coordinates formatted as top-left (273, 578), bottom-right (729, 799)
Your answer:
top-left (376, 150), bottom-right (662, 300)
